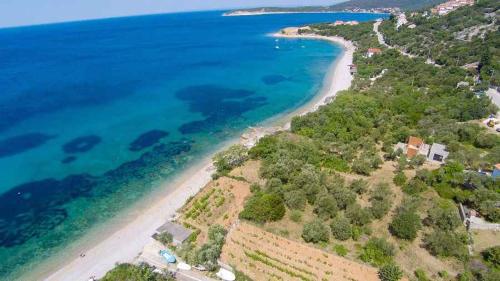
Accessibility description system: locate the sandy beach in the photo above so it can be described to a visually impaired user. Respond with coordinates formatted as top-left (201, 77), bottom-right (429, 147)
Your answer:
top-left (41, 27), bottom-right (355, 281)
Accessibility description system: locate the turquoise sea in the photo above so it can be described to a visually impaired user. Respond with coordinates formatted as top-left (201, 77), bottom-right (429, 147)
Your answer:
top-left (0, 11), bottom-right (385, 280)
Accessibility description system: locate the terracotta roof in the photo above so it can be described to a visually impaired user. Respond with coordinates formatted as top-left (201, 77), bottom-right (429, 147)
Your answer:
top-left (408, 136), bottom-right (424, 148)
top-left (495, 164), bottom-right (500, 170)
top-left (407, 147), bottom-right (418, 158)
top-left (368, 48), bottom-right (382, 53)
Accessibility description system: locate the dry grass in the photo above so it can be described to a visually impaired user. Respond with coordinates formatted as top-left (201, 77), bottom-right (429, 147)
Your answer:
top-left (471, 230), bottom-right (500, 253)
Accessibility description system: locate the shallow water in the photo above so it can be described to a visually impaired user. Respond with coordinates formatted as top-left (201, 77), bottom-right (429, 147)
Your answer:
top-left (0, 11), bottom-right (385, 280)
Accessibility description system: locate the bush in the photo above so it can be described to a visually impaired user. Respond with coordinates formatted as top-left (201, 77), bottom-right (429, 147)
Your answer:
top-left (402, 178), bottom-right (427, 195)
top-left (239, 192), bottom-right (285, 223)
top-left (423, 230), bottom-right (468, 259)
top-left (102, 263), bottom-right (174, 281)
top-left (389, 210), bottom-right (421, 241)
top-left (482, 246), bottom-right (500, 268)
top-left (369, 184), bottom-right (393, 219)
top-left (378, 263), bottom-right (403, 281)
top-left (314, 194), bottom-right (339, 219)
top-left (360, 238), bottom-right (395, 266)
top-left (334, 244), bottom-right (348, 257)
top-left (302, 219), bottom-right (330, 243)
top-left (346, 203), bottom-right (373, 226)
top-left (331, 187), bottom-right (356, 210)
top-left (197, 225), bottom-right (227, 271)
top-left (213, 144), bottom-right (248, 177)
top-left (350, 179), bottom-right (369, 194)
top-left (284, 189), bottom-right (307, 210)
top-left (426, 206), bottom-right (461, 231)
top-left (330, 215), bottom-right (352, 241)
top-left (414, 268), bottom-right (430, 281)
top-left (393, 171), bottom-right (407, 187)
top-left (157, 232), bottom-right (173, 246)
top-left (289, 210), bottom-right (303, 223)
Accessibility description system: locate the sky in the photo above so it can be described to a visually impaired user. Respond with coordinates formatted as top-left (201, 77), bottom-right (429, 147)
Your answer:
top-left (0, 0), bottom-right (343, 28)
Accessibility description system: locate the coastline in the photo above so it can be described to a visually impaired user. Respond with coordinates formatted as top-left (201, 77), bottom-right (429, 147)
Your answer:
top-left (39, 28), bottom-right (355, 281)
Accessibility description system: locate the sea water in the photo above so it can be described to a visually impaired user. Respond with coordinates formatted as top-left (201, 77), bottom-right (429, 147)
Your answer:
top-left (0, 11), bottom-right (384, 280)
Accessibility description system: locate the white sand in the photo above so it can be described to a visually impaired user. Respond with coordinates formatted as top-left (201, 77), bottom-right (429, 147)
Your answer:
top-left (41, 27), bottom-right (355, 281)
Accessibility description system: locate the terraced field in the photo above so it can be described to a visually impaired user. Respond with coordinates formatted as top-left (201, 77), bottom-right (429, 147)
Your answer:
top-left (221, 222), bottom-right (384, 281)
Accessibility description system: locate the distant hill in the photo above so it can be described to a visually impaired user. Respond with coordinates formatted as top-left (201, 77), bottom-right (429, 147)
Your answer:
top-left (225, 0), bottom-right (446, 15)
top-left (331, 0), bottom-right (445, 10)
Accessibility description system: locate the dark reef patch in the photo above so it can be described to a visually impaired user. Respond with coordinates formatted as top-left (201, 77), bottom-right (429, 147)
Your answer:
top-left (175, 84), bottom-right (267, 134)
top-left (61, 156), bottom-right (77, 164)
top-left (129, 130), bottom-right (169, 151)
top-left (62, 135), bottom-right (101, 154)
top-left (0, 82), bottom-right (137, 133)
top-left (0, 133), bottom-right (55, 158)
top-left (0, 139), bottom-right (193, 248)
top-left (261, 74), bottom-right (288, 85)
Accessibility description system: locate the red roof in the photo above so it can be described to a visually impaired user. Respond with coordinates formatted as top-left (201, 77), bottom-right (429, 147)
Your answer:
top-left (368, 48), bottom-right (382, 54)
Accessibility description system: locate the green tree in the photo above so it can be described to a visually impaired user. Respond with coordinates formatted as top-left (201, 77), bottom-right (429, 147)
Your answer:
top-left (314, 194), bottom-right (339, 219)
top-left (239, 192), bottom-right (285, 223)
top-left (102, 263), bottom-right (174, 281)
top-left (302, 219), bottom-right (330, 243)
top-left (389, 210), bottom-right (421, 240)
top-left (330, 215), bottom-right (352, 241)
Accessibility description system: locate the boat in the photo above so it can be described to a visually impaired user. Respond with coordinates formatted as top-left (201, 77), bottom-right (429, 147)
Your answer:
top-left (275, 45), bottom-right (280, 49)
top-left (177, 262), bottom-right (191, 271)
top-left (216, 268), bottom-right (236, 281)
top-left (159, 249), bottom-right (176, 263)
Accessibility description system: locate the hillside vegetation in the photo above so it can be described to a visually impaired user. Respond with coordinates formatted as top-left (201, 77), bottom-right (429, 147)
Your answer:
top-left (380, 0), bottom-right (500, 87)
top-left (217, 1), bottom-right (500, 280)
top-left (227, 0), bottom-right (446, 14)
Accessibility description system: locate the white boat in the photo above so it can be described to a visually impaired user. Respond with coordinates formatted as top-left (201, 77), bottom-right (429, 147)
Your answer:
top-left (216, 268), bottom-right (236, 281)
top-left (275, 45), bottom-right (280, 49)
top-left (177, 262), bottom-right (191, 271)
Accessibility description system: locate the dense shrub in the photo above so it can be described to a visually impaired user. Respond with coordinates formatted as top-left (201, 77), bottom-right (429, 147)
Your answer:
top-left (350, 179), bottom-right (369, 194)
top-left (482, 246), bottom-right (500, 268)
top-left (239, 192), bottom-right (285, 223)
top-left (426, 206), bottom-right (461, 231)
top-left (346, 203), bottom-right (373, 226)
top-left (157, 232), bottom-right (173, 246)
top-left (423, 230), bottom-right (468, 259)
top-left (360, 237), bottom-right (395, 266)
top-left (302, 219), bottom-right (330, 243)
top-left (196, 225), bottom-right (227, 271)
top-left (331, 187), bottom-right (356, 210)
top-left (284, 189), bottom-right (307, 210)
top-left (378, 263), bottom-right (403, 281)
top-left (389, 210), bottom-right (421, 241)
top-left (213, 144), bottom-right (248, 177)
top-left (330, 215), bottom-right (352, 241)
top-left (102, 263), bottom-right (174, 281)
top-left (369, 183), bottom-right (393, 219)
top-left (314, 194), bottom-right (339, 219)
top-left (393, 171), bottom-right (407, 187)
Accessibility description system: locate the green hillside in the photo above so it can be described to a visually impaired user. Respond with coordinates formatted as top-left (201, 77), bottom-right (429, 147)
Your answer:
top-left (227, 0), bottom-right (446, 14)
top-left (380, 0), bottom-right (500, 87)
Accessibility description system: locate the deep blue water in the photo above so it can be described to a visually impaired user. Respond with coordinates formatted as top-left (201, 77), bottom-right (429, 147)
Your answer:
top-left (0, 11), bottom-right (385, 280)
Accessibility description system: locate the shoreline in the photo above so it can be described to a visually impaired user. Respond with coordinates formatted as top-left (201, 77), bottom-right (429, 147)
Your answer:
top-left (223, 11), bottom-right (388, 17)
top-left (39, 28), bottom-right (355, 281)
